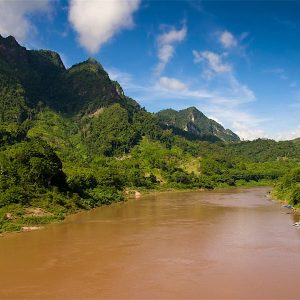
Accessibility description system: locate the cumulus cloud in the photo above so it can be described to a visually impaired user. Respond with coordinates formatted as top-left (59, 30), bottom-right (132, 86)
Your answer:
top-left (159, 76), bottom-right (187, 91)
top-left (0, 0), bottom-right (51, 42)
top-left (219, 30), bottom-right (237, 49)
top-left (68, 0), bottom-right (140, 54)
top-left (193, 50), bottom-right (231, 78)
top-left (156, 24), bottom-right (187, 75)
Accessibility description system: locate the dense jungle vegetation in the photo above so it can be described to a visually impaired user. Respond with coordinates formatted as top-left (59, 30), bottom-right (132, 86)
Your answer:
top-left (0, 35), bottom-right (299, 232)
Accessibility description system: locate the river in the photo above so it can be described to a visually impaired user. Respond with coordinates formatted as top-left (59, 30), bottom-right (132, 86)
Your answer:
top-left (0, 187), bottom-right (299, 299)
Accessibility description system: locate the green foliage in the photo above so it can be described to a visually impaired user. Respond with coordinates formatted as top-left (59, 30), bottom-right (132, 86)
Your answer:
top-left (5, 139), bottom-right (65, 187)
top-left (1, 34), bottom-right (300, 232)
top-left (227, 139), bottom-right (300, 162)
top-left (0, 187), bottom-right (30, 207)
top-left (0, 35), bottom-right (140, 118)
top-left (290, 187), bottom-right (300, 206)
top-left (88, 104), bottom-right (140, 156)
top-left (86, 187), bottom-right (124, 205)
top-left (0, 222), bottom-right (22, 232)
top-left (68, 172), bottom-right (97, 193)
top-left (0, 81), bottom-right (29, 123)
top-left (273, 168), bottom-right (300, 207)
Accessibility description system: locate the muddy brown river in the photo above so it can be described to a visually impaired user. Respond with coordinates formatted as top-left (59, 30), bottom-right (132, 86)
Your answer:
top-left (0, 187), bottom-right (300, 299)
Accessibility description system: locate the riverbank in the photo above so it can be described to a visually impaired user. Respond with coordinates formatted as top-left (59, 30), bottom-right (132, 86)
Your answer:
top-left (270, 190), bottom-right (300, 214)
top-left (0, 180), bottom-right (275, 235)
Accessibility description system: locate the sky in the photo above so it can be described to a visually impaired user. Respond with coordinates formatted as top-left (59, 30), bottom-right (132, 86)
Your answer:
top-left (0, 0), bottom-right (299, 140)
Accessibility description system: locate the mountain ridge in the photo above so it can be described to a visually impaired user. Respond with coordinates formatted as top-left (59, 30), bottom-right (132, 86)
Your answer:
top-left (0, 34), bottom-right (140, 118)
top-left (0, 34), bottom-right (238, 142)
top-left (156, 106), bottom-right (240, 142)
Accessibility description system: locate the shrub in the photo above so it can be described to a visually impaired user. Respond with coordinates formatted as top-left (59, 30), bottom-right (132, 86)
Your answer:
top-left (0, 187), bottom-right (30, 207)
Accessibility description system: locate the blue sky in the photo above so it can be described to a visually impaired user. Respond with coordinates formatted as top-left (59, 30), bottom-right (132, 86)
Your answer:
top-left (0, 0), bottom-right (299, 140)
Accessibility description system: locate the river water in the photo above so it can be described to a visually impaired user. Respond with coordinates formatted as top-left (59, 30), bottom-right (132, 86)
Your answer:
top-left (0, 187), bottom-right (300, 299)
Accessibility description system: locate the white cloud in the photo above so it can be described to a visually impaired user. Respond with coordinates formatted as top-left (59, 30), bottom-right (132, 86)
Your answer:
top-left (193, 50), bottom-right (231, 77)
top-left (158, 44), bottom-right (174, 64)
top-left (232, 121), bottom-right (268, 141)
top-left (227, 75), bottom-right (256, 102)
top-left (205, 106), bottom-right (270, 141)
top-left (0, 0), bottom-right (51, 42)
top-left (106, 69), bottom-right (212, 101)
top-left (219, 31), bottom-right (237, 49)
top-left (107, 68), bottom-right (133, 86)
top-left (276, 126), bottom-right (300, 141)
top-left (137, 74), bottom-right (254, 110)
top-left (129, 78), bottom-right (214, 109)
top-left (106, 67), bottom-right (146, 95)
top-left (192, 46), bottom-right (255, 106)
top-left (158, 26), bottom-right (187, 45)
top-left (159, 76), bottom-right (187, 91)
top-left (68, 0), bottom-right (140, 54)
top-left (156, 24), bottom-right (187, 75)
top-left (208, 115), bottom-right (224, 126)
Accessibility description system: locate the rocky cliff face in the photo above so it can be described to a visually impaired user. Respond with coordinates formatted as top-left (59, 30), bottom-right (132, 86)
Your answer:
top-left (156, 107), bottom-right (240, 142)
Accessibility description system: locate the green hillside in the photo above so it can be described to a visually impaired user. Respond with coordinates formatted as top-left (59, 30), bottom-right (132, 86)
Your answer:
top-left (0, 35), bottom-right (140, 119)
top-left (0, 35), bottom-right (299, 232)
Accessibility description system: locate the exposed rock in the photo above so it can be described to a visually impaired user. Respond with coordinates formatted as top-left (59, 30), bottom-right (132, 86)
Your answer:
top-left (89, 107), bottom-right (104, 117)
top-left (21, 226), bottom-right (42, 232)
top-left (135, 191), bottom-right (141, 199)
top-left (5, 213), bottom-right (13, 220)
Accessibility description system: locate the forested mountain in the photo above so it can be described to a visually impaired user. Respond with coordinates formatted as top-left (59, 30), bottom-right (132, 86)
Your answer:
top-left (0, 35), bottom-right (299, 233)
top-left (0, 34), bottom-right (236, 142)
top-left (0, 35), bottom-right (140, 121)
top-left (156, 107), bottom-right (240, 142)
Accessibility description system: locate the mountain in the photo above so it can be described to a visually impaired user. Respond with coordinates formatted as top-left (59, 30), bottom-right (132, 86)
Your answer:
top-left (0, 35), bottom-right (140, 123)
top-left (156, 107), bottom-right (240, 142)
top-left (0, 34), bottom-right (238, 143)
